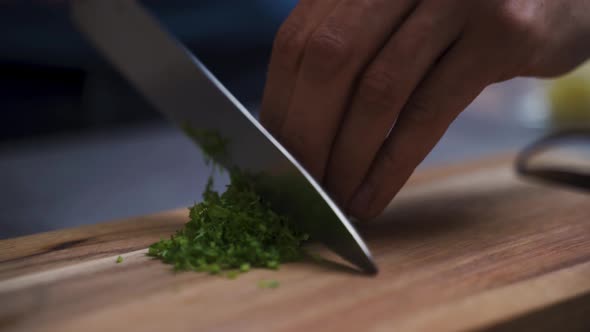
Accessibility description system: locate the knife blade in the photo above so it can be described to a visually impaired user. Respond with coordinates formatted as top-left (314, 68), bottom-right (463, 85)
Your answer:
top-left (70, 0), bottom-right (377, 274)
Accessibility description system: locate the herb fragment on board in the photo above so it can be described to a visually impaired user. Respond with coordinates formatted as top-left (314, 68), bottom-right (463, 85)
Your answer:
top-left (116, 256), bottom-right (123, 264)
top-left (258, 279), bottom-right (280, 289)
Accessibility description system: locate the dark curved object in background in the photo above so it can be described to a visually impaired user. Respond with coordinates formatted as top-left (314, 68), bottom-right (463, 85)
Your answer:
top-left (516, 129), bottom-right (590, 191)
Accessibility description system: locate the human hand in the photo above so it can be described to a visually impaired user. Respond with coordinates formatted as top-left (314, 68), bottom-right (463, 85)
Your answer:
top-left (261, 0), bottom-right (590, 219)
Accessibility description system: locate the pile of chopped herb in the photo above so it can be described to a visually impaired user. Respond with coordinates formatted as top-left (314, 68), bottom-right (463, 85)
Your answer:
top-left (149, 127), bottom-right (309, 277)
top-left (148, 169), bottom-right (309, 276)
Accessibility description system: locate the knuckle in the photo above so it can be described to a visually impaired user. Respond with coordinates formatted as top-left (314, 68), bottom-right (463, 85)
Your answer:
top-left (490, 1), bottom-right (545, 75)
top-left (305, 25), bottom-right (352, 74)
top-left (273, 21), bottom-right (306, 67)
top-left (357, 68), bottom-right (398, 113)
top-left (496, 1), bottom-right (543, 45)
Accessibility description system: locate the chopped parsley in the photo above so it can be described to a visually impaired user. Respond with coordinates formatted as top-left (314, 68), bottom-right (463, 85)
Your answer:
top-left (116, 256), bottom-right (123, 264)
top-left (148, 128), bottom-right (309, 277)
top-left (181, 124), bottom-right (229, 166)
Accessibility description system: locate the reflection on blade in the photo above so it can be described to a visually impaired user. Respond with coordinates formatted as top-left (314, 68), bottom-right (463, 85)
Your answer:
top-left (71, 0), bottom-right (377, 273)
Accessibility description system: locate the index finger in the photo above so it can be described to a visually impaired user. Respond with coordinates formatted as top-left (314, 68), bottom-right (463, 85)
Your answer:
top-left (260, 0), bottom-right (339, 137)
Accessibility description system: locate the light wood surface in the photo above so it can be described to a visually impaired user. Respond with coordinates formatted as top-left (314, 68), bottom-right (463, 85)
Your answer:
top-left (1, 156), bottom-right (590, 332)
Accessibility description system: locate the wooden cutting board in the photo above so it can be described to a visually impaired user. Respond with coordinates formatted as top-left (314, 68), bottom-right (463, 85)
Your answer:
top-left (1, 156), bottom-right (590, 332)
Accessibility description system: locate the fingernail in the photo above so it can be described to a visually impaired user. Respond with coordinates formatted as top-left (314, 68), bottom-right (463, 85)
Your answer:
top-left (349, 183), bottom-right (374, 218)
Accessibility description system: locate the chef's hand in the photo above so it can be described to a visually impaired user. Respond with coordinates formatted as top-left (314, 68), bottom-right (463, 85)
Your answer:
top-left (260, 0), bottom-right (590, 219)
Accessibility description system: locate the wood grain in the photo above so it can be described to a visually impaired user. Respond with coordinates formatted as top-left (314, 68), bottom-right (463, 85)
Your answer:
top-left (1, 156), bottom-right (590, 332)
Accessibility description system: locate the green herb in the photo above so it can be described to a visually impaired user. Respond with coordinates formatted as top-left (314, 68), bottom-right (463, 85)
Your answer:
top-left (267, 260), bottom-right (279, 269)
top-left (309, 253), bottom-right (324, 263)
top-left (148, 169), bottom-right (308, 275)
top-left (258, 279), bottom-right (280, 289)
top-left (182, 124), bottom-right (229, 166)
top-left (149, 128), bottom-right (309, 279)
top-left (240, 263), bottom-right (251, 272)
top-left (116, 256), bottom-right (123, 264)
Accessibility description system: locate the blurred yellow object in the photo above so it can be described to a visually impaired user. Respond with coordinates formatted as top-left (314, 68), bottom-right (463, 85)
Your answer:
top-left (546, 61), bottom-right (590, 128)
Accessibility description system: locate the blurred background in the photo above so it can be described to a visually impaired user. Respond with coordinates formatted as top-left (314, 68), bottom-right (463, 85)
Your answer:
top-left (0, 0), bottom-right (588, 239)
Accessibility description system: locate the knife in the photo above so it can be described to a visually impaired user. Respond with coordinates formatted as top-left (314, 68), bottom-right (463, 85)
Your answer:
top-left (70, 0), bottom-right (377, 274)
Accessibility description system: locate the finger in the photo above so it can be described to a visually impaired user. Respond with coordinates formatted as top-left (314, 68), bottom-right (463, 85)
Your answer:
top-left (324, 0), bottom-right (467, 205)
top-left (278, 0), bottom-right (417, 179)
top-left (260, 0), bottom-right (340, 137)
top-left (349, 36), bottom-right (495, 219)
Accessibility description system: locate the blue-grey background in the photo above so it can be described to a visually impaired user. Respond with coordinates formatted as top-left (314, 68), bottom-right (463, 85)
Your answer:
top-left (0, 1), bottom-right (547, 239)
